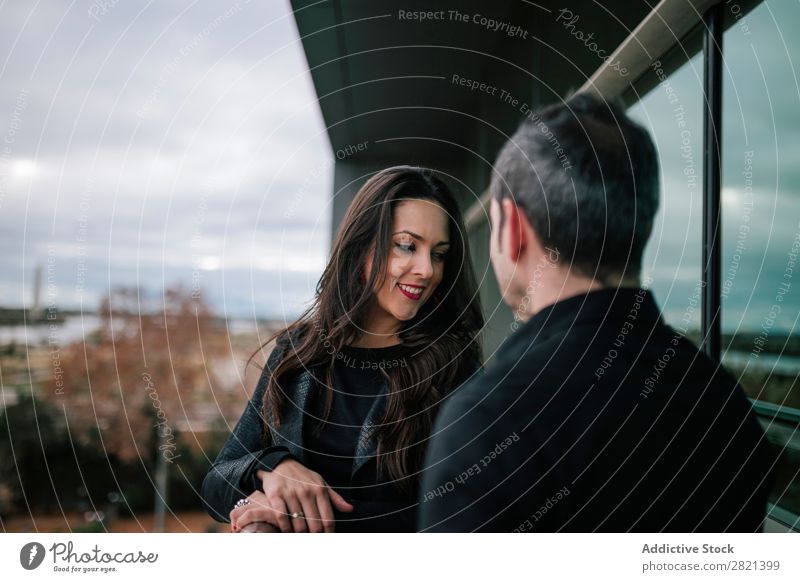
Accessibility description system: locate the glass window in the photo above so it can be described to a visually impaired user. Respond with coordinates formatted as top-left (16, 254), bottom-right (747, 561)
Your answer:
top-left (721, 0), bottom-right (800, 518)
top-left (628, 52), bottom-right (705, 337)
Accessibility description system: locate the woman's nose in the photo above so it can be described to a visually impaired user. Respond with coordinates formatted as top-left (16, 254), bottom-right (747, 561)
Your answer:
top-left (412, 253), bottom-right (434, 279)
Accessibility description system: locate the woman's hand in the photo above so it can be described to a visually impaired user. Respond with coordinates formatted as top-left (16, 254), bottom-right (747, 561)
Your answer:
top-left (238, 521), bottom-right (279, 533)
top-left (229, 459), bottom-right (354, 533)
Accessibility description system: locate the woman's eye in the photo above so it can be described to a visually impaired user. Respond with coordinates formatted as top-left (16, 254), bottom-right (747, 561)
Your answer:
top-left (432, 252), bottom-right (449, 262)
top-left (395, 242), bottom-right (415, 254)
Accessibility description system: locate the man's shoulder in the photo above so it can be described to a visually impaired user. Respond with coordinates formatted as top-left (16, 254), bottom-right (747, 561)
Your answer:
top-left (437, 343), bottom-right (559, 425)
top-left (428, 368), bottom-right (529, 476)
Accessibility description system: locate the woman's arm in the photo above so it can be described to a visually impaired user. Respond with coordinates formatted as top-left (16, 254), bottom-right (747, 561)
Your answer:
top-left (200, 340), bottom-right (295, 523)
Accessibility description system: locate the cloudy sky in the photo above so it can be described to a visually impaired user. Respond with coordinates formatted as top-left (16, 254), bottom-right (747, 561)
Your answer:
top-left (0, 0), bottom-right (331, 319)
top-left (1, 0), bottom-right (798, 334)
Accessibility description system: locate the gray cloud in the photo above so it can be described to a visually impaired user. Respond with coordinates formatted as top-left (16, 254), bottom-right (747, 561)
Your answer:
top-left (1, 0), bottom-right (331, 318)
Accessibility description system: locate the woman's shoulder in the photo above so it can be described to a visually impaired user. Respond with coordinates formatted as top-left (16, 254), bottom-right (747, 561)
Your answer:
top-left (265, 326), bottom-right (307, 370)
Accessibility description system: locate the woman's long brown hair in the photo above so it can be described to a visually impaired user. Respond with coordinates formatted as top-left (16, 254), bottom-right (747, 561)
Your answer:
top-left (249, 166), bottom-right (483, 490)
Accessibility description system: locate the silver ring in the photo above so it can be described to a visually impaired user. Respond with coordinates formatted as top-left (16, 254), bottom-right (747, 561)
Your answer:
top-left (234, 498), bottom-right (251, 509)
top-left (290, 511), bottom-right (305, 519)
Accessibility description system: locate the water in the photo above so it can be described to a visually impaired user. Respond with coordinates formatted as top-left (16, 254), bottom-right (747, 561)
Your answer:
top-left (722, 351), bottom-right (800, 377)
top-left (0, 315), bottom-right (280, 347)
top-left (0, 315), bottom-right (101, 346)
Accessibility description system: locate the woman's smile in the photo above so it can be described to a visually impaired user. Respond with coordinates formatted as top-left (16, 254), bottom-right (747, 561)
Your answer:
top-left (397, 282), bottom-right (425, 301)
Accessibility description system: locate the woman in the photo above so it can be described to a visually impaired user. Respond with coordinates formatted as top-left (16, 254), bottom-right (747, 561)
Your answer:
top-left (201, 166), bottom-right (484, 532)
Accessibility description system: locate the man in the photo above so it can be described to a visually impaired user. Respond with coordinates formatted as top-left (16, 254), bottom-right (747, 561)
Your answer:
top-left (418, 93), bottom-right (773, 532)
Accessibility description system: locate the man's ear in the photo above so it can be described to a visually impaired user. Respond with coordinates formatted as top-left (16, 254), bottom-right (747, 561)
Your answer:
top-left (501, 197), bottom-right (527, 263)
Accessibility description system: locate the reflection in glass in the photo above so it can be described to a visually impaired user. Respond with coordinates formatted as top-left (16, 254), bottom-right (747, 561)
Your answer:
top-left (721, 0), bottom-right (800, 519)
top-left (628, 53), bottom-right (704, 335)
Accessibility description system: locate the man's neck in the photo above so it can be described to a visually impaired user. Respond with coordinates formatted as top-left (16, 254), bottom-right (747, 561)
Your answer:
top-left (525, 278), bottom-right (602, 322)
top-left (514, 269), bottom-right (640, 323)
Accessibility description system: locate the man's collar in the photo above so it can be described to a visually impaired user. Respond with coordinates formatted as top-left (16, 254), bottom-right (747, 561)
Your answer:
top-left (501, 286), bottom-right (663, 356)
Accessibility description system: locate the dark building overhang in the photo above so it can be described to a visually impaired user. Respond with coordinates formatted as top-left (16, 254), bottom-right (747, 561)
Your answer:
top-left (290, 0), bottom-right (655, 166)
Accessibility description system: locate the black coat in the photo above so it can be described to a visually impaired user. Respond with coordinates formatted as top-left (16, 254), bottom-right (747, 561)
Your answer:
top-left (201, 331), bottom-right (481, 531)
top-left (418, 288), bottom-right (773, 532)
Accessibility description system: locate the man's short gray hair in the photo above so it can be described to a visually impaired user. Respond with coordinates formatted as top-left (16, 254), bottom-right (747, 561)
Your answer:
top-left (491, 92), bottom-right (659, 283)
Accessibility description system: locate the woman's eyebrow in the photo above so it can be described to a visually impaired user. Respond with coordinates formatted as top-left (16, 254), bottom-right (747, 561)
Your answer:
top-left (393, 230), bottom-right (450, 246)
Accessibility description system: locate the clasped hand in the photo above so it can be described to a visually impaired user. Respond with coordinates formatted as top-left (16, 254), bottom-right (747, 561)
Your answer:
top-left (229, 459), bottom-right (353, 533)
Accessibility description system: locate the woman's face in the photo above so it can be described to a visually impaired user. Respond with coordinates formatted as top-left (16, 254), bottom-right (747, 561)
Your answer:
top-left (365, 198), bottom-right (450, 330)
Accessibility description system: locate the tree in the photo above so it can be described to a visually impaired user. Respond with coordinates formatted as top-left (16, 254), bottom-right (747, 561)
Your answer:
top-left (46, 285), bottom-right (231, 466)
